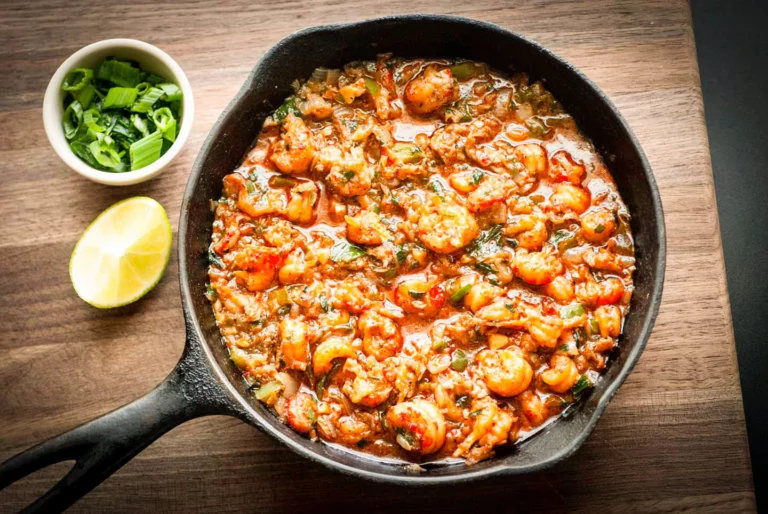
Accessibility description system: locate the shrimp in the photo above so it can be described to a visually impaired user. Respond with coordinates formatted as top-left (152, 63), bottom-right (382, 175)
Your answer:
top-left (358, 308), bottom-right (403, 360)
top-left (518, 390), bottom-right (546, 426)
top-left (279, 318), bottom-right (309, 371)
top-left (475, 299), bottom-right (527, 329)
top-left (576, 276), bottom-right (624, 307)
top-left (301, 93), bottom-right (333, 120)
top-left (580, 207), bottom-right (617, 243)
top-left (212, 218), bottom-right (242, 254)
top-left (285, 392), bottom-right (316, 434)
top-left (466, 174), bottom-right (515, 213)
top-left (549, 150), bottom-right (586, 185)
top-left (433, 371), bottom-right (474, 421)
top-left (550, 183), bottom-right (591, 215)
top-left (513, 143), bottom-right (547, 177)
top-left (594, 304), bottom-right (622, 337)
top-left (527, 316), bottom-right (563, 349)
top-left (476, 348), bottom-right (533, 397)
top-left (430, 123), bottom-right (469, 165)
top-left (505, 214), bottom-right (549, 250)
top-left (394, 276), bottom-right (446, 317)
top-left (463, 281), bottom-right (503, 313)
top-left (581, 247), bottom-right (634, 275)
top-left (540, 354), bottom-right (579, 393)
top-left (404, 65), bottom-right (455, 114)
top-left (278, 248), bottom-right (310, 284)
top-left (387, 399), bottom-right (446, 454)
top-left (285, 180), bottom-right (318, 225)
top-left (345, 210), bottom-right (391, 246)
top-left (542, 274), bottom-right (575, 303)
top-left (269, 113), bottom-right (315, 174)
top-left (514, 246), bottom-right (564, 285)
top-left (338, 78), bottom-right (368, 104)
top-left (314, 146), bottom-right (374, 197)
top-left (341, 359), bottom-right (392, 407)
top-left (334, 279), bottom-right (371, 314)
top-left (417, 197), bottom-right (479, 253)
top-left (223, 173), bottom-right (287, 219)
top-left (453, 399), bottom-right (514, 462)
top-left (232, 246), bottom-right (282, 292)
top-left (313, 336), bottom-right (356, 375)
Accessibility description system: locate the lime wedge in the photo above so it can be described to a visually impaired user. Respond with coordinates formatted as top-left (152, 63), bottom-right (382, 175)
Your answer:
top-left (70, 197), bottom-right (172, 308)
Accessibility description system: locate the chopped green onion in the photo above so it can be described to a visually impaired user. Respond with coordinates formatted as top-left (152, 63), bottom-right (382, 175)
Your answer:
top-left (595, 223), bottom-right (606, 234)
top-left (63, 101), bottom-right (83, 140)
top-left (70, 140), bottom-right (101, 168)
top-left (88, 140), bottom-right (123, 170)
top-left (364, 77), bottom-right (380, 96)
top-left (208, 245), bottom-right (224, 268)
top-left (135, 82), bottom-right (151, 95)
top-left (408, 290), bottom-right (426, 300)
top-left (131, 87), bottom-right (164, 113)
top-left (330, 239), bottom-right (366, 262)
top-left (151, 107), bottom-right (177, 142)
top-left (450, 284), bottom-right (472, 304)
top-left (273, 97), bottom-right (301, 123)
top-left (129, 131), bottom-right (163, 170)
top-left (131, 114), bottom-right (149, 137)
top-left (72, 84), bottom-right (96, 108)
top-left (157, 83), bottom-right (182, 102)
top-left (450, 62), bottom-right (477, 81)
top-left (572, 375), bottom-right (593, 397)
top-left (471, 169), bottom-right (484, 185)
top-left (103, 87), bottom-right (138, 109)
top-left (450, 349), bottom-right (469, 371)
top-left (432, 339), bottom-right (450, 352)
top-left (589, 318), bottom-right (599, 335)
top-left (96, 59), bottom-right (141, 87)
top-left (83, 109), bottom-right (106, 133)
top-left (560, 303), bottom-right (586, 318)
top-left (269, 175), bottom-right (299, 188)
top-left (143, 72), bottom-right (165, 84)
top-left (390, 143), bottom-right (422, 163)
top-left (252, 381), bottom-right (282, 401)
top-left (62, 68), bottom-right (93, 91)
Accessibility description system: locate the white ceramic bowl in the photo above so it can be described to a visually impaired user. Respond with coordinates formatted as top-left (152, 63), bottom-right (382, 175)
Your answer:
top-left (43, 39), bottom-right (194, 186)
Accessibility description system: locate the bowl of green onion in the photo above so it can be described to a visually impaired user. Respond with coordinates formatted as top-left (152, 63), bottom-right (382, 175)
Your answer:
top-left (43, 39), bottom-right (194, 186)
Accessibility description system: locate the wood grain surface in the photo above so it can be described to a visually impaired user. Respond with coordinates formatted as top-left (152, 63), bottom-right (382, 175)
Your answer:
top-left (0, 0), bottom-right (755, 512)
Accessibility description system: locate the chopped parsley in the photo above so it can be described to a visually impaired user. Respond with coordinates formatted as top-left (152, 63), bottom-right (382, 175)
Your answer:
top-left (330, 239), bottom-right (366, 262)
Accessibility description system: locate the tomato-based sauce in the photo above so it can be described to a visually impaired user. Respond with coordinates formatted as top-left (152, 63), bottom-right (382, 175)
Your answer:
top-left (207, 56), bottom-right (635, 464)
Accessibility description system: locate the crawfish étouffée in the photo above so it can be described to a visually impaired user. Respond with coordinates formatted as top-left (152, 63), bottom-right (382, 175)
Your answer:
top-left (207, 57), bottom-right (635, 464)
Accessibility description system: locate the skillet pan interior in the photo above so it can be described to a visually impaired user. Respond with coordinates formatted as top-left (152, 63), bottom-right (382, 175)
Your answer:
top-left (180, 14), bottom-right (665, 483)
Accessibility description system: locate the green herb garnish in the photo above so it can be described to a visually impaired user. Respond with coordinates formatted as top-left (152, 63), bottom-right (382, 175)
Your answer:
top-left (330, 239), bottom-right (366, 262)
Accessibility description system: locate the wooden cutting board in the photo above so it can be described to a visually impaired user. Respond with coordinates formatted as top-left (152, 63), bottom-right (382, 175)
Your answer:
top-left (0, 0), bottom-right (755, 511)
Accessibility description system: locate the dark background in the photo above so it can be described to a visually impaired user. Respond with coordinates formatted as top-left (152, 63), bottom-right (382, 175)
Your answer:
top-left (692, 0), bottom-right (768, 509)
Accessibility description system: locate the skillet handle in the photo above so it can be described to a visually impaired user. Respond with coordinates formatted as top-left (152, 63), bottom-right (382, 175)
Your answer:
top-left (0, 340), bottom-right (241, 513)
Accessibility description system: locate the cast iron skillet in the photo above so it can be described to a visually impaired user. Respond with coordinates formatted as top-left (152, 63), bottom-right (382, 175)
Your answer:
top-left (0, 14), bottom-right (665, 512)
